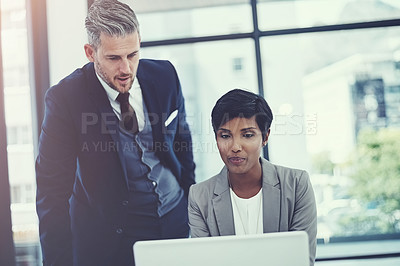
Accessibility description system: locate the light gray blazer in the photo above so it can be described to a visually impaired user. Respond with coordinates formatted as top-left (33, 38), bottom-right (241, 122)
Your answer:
top-left (188, 158), bottom-right (317, 266)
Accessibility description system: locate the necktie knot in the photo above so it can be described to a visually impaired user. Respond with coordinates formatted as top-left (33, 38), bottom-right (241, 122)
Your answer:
top-left (116, 92), bottom-right (130, 105)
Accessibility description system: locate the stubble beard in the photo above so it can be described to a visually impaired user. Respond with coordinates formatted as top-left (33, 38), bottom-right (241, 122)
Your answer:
top-left (95, 61), bottom-right (134, 93)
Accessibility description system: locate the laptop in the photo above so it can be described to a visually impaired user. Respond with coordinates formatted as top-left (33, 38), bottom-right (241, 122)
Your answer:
top-left (133, 231), bottom-right (309, 266)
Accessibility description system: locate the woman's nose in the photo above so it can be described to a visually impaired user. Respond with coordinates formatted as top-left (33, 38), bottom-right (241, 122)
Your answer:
top-left (231, 139), bottom-right (241, 153)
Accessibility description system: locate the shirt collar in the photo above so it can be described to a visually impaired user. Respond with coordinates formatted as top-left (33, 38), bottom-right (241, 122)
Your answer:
top-left (96, 72), bottom-right (119, 101)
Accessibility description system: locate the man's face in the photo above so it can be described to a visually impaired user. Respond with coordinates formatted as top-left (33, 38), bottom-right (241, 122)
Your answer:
top-left (84, 31), bottom-right (141, 93)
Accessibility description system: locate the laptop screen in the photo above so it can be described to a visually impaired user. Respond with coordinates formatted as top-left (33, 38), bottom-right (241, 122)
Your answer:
top-left (133, 231), bottom-right (309, 266)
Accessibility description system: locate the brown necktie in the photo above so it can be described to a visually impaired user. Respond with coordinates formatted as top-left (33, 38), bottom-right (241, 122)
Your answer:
top-left (116, 92), bottom-right (138, 133)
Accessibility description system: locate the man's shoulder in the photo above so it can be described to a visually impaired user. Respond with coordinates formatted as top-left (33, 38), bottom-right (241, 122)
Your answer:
top-left (138, 59), bottom-right (175, 74)
top-left (139, 58), bottom-right (171, 67)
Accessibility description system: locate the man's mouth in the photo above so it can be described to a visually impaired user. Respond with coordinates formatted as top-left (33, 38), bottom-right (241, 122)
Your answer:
top-left (116, 76), bottom-right (131, 84)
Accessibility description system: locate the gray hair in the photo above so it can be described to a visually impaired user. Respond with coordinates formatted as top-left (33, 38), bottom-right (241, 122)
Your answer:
top-left (85, 0), bottom-right (140, 49)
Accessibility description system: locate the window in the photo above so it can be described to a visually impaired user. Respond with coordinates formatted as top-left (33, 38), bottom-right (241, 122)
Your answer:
top-left (141, 39), bottom-right (258, 181)
top-left (133, 0), bottom-right (252, 41)
top-left (261, 26), bottom-right (400, 240)
top-left (1, 0), bottom-right (40, 265)
top-left (258, 0), bottom-right (400, 30)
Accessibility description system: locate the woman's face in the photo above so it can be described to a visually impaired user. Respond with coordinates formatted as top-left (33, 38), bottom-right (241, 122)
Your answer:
top-left (216, 116), bottom-right (268, 177)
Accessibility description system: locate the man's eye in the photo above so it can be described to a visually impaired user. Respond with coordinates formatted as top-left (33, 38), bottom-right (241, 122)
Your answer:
top-left (220, 134), bottom-right (230, 139)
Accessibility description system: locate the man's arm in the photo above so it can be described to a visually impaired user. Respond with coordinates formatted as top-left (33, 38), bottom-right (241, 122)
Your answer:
top-left (36, 87), bottom-right (77, 266)
top-left (169, 62), bottom-right (196, 195)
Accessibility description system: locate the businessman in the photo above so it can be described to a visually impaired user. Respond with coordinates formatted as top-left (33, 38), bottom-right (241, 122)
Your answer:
top-left (35, 1), bottom-right (195, 265)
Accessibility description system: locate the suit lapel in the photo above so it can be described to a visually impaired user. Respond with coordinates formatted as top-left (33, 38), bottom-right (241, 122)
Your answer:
top-left (213, 159), bottom-right (282, 235)
top-left (261, 158), bottom-right (281, 232)
top-left (212, 167), bottom-right (235, 235)
top-left (136, 63), bottom-right (163, 144)
top-left (85, 63), bottom-right (129, 186)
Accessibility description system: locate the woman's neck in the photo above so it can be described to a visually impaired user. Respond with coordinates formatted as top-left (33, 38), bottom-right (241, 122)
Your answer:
top-left (229, 165), bottom-right (262, 199)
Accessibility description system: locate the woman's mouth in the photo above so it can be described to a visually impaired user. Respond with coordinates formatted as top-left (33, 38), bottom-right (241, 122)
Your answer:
top-left (228, 157), bottom-right (245, 165)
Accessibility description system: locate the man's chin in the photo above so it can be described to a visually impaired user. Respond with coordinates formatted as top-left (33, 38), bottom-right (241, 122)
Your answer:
top-left (115, 87), bottom-right (130, 93)
top-left (112, 83), bottom-right (133, 93)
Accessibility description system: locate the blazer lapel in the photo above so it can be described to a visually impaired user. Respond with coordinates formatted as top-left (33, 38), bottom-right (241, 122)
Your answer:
top-left (212, 167), bottom-right (235, 236)
top-left (85, 63), bottom-right (129, 186)
top-left (261, 158), bottom-right (281, 233)
top-left (136, 63), bottom-right (163, 144)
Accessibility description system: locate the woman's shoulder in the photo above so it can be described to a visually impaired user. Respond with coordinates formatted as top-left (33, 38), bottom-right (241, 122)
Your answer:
top-left (261, 158), bottom-right (310, 185)
top-left (191, 173), bottom-right (221, 191)
top-left (274, 164), bottom-right (308, 178)
top-left (190, 168), bottom-right (227, 195)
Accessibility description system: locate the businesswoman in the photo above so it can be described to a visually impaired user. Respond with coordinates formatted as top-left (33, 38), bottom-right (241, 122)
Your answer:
top-left (188, 89), bottom-right (317, 266)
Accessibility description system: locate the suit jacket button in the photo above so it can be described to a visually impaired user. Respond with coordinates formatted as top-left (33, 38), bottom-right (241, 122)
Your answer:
top-left (116, 228), bottom-right (123, 234)
top-left (122, 200), bottom-right (128, 206)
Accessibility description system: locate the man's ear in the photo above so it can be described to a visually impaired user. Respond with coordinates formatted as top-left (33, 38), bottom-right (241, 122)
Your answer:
top-left (84, 44), bottom-right (95, 62)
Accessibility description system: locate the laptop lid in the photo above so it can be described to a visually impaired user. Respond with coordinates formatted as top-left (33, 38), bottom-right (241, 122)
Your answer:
top-left (133, 231), bottom-right (309, 266)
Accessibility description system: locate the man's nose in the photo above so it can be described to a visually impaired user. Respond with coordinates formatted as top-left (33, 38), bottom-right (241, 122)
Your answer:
top-left (119, 59), bottom-right (130, 73)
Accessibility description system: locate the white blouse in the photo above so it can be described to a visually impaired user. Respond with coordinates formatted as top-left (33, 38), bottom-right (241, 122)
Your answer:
top-left (230, 188), bottom-right (263, 235)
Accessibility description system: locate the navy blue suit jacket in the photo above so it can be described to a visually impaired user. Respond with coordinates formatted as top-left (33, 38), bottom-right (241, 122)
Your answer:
top-left (36, 59), bottom-right (196, 266)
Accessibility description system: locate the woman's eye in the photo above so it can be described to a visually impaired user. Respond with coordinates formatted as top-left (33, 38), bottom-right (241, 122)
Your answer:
top-left (220, 134), bottom-right (230, 139)
top-left (244, 133), bottom-right (254, 138)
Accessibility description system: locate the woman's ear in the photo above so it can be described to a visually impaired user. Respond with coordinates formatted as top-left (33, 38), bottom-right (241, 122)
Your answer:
top-left (263, 128), bottom-right (271, 146)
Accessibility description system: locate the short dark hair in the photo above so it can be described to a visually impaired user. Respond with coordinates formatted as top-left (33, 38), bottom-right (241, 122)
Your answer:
top-left (211, 89), bottom-right (273, 139)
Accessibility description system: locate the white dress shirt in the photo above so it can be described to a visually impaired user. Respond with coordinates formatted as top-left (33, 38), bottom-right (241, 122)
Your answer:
top-left (96, 73), bottom-right (145, 131)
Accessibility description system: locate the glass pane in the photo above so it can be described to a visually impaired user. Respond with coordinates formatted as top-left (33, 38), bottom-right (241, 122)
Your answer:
top-left (261, 26), bottom-right (400, 241)
top-left (1, 0), bottom-right (40, 264)
top-left (128, 1), bottom-right (252, 41)
top-left (141, 39), bottom-right (258, 182)
top-left (258, 0), bottom-right (400, 31)
top-left (129, 0), bottom-right (248, 12)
